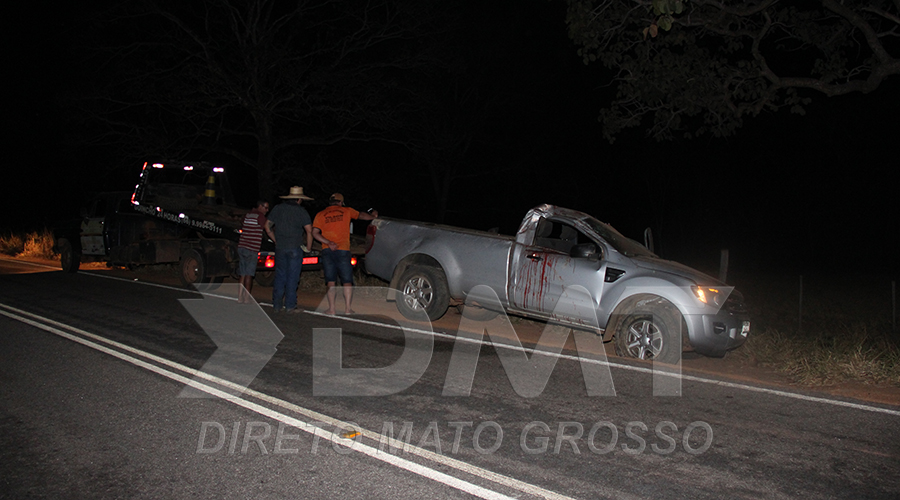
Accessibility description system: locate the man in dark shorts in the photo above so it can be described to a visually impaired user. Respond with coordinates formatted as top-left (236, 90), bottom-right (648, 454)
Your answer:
top-left (237, 200), bottom-right (271, 304)
top-left (312, 193), bottom-right (377, 315)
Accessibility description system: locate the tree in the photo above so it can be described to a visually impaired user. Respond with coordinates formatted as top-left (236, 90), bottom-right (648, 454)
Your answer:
top-left (69, 0), bottom-right (445, 198)
top-left (400, 73), bottom-right (494, 222)
top-left (563, 0), bottom-right (900, 142)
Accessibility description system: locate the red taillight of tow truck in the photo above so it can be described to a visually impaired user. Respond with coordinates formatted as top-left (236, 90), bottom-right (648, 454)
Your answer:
top-left (258, 253), bottom-right (354, 266)
top-left (258, 253), bottom-right (275, 268)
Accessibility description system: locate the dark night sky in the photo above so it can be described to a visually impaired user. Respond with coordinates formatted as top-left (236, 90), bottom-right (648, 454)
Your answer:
top-left (5, 0), bottom-right (898, 277)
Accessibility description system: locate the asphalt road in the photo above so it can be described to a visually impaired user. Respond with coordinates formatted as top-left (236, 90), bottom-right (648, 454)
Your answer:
top-left (2, 258), bottom-right (899, 499)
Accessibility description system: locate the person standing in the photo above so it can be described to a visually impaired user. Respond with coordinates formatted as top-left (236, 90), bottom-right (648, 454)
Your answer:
top-left (265, 186), bottom-right (314, 313)
top-left (312, 193), bottom-right (377, 315)
top-left (237, 200), bottom-right (270, 304)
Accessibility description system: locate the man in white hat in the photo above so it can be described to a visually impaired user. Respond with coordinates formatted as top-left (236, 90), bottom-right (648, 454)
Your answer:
top-left (265, 186), bottom-right (314, 313)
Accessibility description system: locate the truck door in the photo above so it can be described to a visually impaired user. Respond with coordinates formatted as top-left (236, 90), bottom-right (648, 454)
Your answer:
top-left (508, 218), bottom-right (607, 327)
top-left (80, 197), bottom-right (108, 256)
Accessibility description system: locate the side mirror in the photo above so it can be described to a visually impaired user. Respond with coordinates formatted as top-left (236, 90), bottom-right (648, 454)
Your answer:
top-left (570, 242), bottom-right (599, 260)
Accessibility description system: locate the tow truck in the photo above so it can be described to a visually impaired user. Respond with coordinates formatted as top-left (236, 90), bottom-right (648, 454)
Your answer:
top-left (53, 160), bottom-right (347, 287)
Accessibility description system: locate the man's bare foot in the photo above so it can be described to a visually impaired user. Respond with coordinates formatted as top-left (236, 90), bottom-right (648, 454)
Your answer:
top-left (324, 309), bottom-right (336, 315)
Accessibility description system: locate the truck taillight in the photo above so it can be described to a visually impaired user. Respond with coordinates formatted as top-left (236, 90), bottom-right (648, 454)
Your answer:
top-left (351, 257), bottom-right (358, 266)
top-left (365, 225), bottom-right (376, 253)
top-left (258, 253), bottom-right (275, 268)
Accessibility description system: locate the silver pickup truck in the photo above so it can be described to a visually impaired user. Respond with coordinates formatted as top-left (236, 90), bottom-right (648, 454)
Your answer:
top-left (364, 204), bottom-right (750, 363)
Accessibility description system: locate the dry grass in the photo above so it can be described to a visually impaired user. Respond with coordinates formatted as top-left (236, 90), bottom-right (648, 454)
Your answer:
top-left (0, 232), bottom-right (25, 255)
top-left (0, 229), bottom-right (57, 259)
top-left (739, 324), bottom-right (900, 386)
top-left (734, 272), bottom-right (900, 387)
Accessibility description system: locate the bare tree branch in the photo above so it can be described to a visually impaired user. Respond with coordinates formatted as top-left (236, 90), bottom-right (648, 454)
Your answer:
top-left (67, 0), bottom-right (448, 198)
top-left (564, 0), bottom-right (900, 141)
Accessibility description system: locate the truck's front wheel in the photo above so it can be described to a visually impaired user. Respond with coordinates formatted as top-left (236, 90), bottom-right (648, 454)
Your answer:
top-left (614, 305), bottom-right (683, 365)
top-left (396, 265), bottom-right (450, 321)
top-left (58, 238), bottom-right (80, 273)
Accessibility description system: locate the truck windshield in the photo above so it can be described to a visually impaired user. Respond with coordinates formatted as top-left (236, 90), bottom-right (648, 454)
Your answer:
top-left (147, 167), bottom-right (214, 187)
top-left (584, 217), bottom-right (656, 258)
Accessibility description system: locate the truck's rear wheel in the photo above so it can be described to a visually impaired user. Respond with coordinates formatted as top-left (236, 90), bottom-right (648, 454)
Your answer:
top-left (58, 238), bottom-right (80, 273)
top-left (180, 249), bottom-right (211, 288)
top-left (614, 304), bottom-right (682, 365)
top-left (396, 265), bottom-right (450, 321)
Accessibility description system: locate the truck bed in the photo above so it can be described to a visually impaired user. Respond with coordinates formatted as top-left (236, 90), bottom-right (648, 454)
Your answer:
top-left (365, 217), bottom-right (515, 301)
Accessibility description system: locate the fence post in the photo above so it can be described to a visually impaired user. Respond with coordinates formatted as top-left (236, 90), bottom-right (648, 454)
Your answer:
top-left (798, 275), bottom-right (803, 333)
top-left (718, 249), bottom-right (729, 283)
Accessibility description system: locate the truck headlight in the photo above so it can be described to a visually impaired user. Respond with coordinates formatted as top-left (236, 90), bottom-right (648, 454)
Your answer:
top-left (692, 286), bottom-right (723, 306)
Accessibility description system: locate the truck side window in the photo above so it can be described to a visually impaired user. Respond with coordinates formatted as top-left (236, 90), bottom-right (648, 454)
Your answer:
top-left (534, 219), bottom-right (554, 248)
top-left (534, 219), bottom-right (589, 255)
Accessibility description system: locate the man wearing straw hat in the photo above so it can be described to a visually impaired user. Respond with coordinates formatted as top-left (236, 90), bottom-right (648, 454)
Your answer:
top-left (265, 186), bottom-right (314, 313)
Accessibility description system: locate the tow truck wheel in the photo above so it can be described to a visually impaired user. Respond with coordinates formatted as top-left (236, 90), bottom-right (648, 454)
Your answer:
top-left (58, 238), bottom-right (80, 273)
top-left (614, 303), bottom-right (682, 365)
top-left (179, 249), bottom-right (210, 288)
top-left (396, 265), bottom-right (450, 321)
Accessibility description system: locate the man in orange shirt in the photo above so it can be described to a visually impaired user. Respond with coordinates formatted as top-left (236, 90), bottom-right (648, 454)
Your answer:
top-left (312, 193), bottom-right (378, 315)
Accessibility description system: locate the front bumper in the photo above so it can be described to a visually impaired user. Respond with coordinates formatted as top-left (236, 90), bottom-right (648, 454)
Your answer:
top-left (685, 308), bottom-right (751, 358)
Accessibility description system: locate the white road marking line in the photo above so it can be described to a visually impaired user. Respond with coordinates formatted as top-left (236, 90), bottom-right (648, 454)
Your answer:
top-left (26, 270), bottom-right (900, 416)
top-left (0, 303), bottom-right (582, 500)
top-left (0, 257), bottom-right (61, 270)
top-left (305, 311), bottom-right (900, 417)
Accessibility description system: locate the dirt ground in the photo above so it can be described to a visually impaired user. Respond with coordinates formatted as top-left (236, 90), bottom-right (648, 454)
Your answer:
top-left (10, 257), bottom-right (899, 407)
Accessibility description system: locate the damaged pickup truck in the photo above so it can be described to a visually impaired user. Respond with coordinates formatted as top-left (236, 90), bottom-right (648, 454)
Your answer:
top-left (364, 204), bottom-right (750, 364)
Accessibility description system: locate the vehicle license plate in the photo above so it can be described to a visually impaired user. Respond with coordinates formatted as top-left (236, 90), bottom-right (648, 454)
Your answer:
top-left (741, 321), bottom-right (750, 337)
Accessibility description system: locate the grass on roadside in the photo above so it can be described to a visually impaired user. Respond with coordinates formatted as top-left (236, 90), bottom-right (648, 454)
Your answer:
top-left (0, 229), bottom-right (57, 259)
top-left (734, 272), bottom-right (900, 387)
top-left (738, 323), bottom-right (900, 386)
